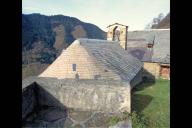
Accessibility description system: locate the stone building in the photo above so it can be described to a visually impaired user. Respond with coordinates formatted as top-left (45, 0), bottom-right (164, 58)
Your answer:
top-left (106, 23), bottom-right (170, 80)
top-left (22, 38), bottom-right (143, 127)
top-left (39, 38), bottom-right (143, 87)
top-left (126, 29), bottom-right (170, 80)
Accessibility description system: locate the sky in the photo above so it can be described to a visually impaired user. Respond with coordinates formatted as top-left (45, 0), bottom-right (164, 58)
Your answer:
top-left (22, 0), bottom-right (170, 31)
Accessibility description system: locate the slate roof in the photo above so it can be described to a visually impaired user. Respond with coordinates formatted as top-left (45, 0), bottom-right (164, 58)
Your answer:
top-left (127, 47), bottom-right (153, 62)
top-left (127, 39), bottom-right (148, 47)
top-left (127, 29), bottom-right (170, 64)
top-left (75, 38), bottom-right (143, 82)
top-left (107, 23), bottom-right (128, 28)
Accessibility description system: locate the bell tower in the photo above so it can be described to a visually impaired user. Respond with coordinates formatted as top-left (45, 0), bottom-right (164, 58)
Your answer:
top-left (107, 23), bottom-right (128, 50)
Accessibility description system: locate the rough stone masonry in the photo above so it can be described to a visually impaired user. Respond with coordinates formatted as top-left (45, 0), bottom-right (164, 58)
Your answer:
top-left (22, 76), bottom-right (132, 127)
top-left (22, 77), bottom-right (131, 114)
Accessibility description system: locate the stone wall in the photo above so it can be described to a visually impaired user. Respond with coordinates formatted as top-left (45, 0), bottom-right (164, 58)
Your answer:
top-left (143, 62), bottom-right (161, 79)
top-left (23, 77), bottom-right (132, 113)
top-left (39, 79), bottom-right (131, 113)
top-left (143, 62), bottom-right (170, 80)
top-left (22, 77), bottom-right (132, 127)
top-left (22, 83), bottom-right (37, 120)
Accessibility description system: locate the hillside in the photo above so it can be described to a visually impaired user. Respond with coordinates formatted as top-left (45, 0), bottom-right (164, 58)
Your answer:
top-left (152, 13), bottom-right (170, 29)
top-left (22, 13), bottom-right (106, 79)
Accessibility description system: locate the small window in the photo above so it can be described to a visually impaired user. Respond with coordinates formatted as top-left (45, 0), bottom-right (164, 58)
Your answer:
top-left (72, 64), bottom-right (76, 71)
top-left (147, 43), bottom-right (153, 48)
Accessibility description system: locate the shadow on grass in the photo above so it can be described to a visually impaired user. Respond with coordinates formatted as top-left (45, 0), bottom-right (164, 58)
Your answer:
top-left (142, 68), bottom-right (155, 81)
top-left (132, 81), bottom-right (155, 92)
top-left (131, 71), bottom-right (155, 113)
top-left (131, 69), bottom-right (155, 113)
top-left (132, 68), bottom-right (156, 92)
top-left (131, 93), bottom-right (153, 113)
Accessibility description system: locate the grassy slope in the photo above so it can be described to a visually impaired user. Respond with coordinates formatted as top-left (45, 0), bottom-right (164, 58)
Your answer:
top-left (132, 79), bottom-right (170, 128)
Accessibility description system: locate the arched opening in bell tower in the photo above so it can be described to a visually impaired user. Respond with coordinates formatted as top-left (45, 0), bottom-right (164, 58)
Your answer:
top-left (113, 26), bottom-right (121, 41)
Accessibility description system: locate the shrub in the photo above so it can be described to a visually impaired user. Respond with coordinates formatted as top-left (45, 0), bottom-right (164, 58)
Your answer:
top-left (108, 111), bottom-right (131, 126)
top-left (109, 116), bottom-right (121, 126)
top-left (109, 111), bottom-right (149, 127)
top-left (131, 111), bottom-right (148, 128)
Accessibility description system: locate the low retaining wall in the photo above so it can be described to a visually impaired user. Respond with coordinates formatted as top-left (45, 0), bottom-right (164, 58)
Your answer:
top-left (22, 77), bottom-right (131, 114)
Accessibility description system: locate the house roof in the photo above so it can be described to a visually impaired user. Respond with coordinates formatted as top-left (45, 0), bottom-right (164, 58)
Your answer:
top-left (40, 38), bottom-right (143, 82)
top-left (107, 23), bottom-right (128, 28)
top-left (127, 29), bottom-right (170, 64)
top-left (127, 39), bottom-right (148, 47)
top-left (76, 38), bottom-right (143, 82)
top-left (126, 47), bottom-right (153, 62)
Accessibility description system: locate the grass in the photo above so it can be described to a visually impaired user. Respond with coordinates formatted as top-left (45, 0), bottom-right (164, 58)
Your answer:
top-left (109, 116), bottom-right (121, 126)
top-left (109, 112), bottom-right (130, 126)
top-left (108, 79), bottom-right (170, 127)
top-left (132, 79), bottom-right (170, 128)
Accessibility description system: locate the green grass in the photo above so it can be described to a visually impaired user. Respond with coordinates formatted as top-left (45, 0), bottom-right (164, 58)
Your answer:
top-left (109, 112), bottom-right (130, 126)
top-left (132, 79), bottom-right (170, 128)
top-left (109, 116), bottom-right (121, 126)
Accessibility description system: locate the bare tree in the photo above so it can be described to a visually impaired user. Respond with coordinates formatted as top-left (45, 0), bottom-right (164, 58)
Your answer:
top-left (145, 13), bottom-right (165, 29)
top-left (158, 13), bottom-right (165, 21)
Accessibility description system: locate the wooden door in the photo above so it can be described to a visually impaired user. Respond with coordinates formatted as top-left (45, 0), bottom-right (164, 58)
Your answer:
top-left (160, 65), bottom-right (170, 79)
